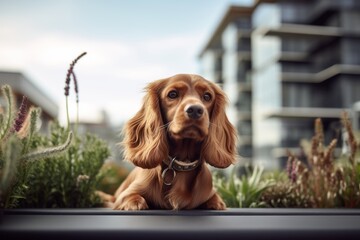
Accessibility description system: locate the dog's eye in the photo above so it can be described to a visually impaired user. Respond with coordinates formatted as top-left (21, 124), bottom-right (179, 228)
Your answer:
top-left (167, 90), bottom-right (179, 99)
top-left (203, 93), bottom-right (212, 102)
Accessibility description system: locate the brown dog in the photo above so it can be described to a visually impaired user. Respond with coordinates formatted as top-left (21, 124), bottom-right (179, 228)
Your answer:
top-left (103, 74), bottom-right (237, 210)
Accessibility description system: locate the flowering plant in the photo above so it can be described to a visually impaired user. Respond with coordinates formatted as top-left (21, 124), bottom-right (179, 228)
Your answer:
top-left (0, 53), bottom-right (110, 208)
top-left (214, 113), bottom-right (360, 208)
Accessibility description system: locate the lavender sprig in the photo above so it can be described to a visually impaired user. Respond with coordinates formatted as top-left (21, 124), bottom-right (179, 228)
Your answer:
top-left (71, 71), bottom-right (79, 103)
top-left (64, 52), bottom-right (86, 130)
top-left (71, 71), bottom-right (80, 134)
top-left (64, 52), bottom-right (86, 97)
top-left (13, 96), bottom-right (28, 132)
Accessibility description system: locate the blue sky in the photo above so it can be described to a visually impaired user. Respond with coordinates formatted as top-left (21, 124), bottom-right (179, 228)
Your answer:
top-left (0, 0), bottom-right (253, 125)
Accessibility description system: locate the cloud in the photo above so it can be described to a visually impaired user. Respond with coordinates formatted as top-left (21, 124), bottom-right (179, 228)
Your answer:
top-left (0, 30), bottom-right (203, 125)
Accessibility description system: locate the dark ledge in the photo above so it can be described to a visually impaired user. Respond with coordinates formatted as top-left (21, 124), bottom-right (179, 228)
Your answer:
top-left (1, 208), bottom-right (360, 240)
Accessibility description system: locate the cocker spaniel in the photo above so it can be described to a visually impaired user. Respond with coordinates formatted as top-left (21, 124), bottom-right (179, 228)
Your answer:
top-left (102, 74), bottom-right (237, 210)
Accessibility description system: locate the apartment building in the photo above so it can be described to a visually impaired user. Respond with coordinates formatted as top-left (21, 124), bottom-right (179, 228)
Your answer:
top-left (199, 0), bottom-right (360, 169)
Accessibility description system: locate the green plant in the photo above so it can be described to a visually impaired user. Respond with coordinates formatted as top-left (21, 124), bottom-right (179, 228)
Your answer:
top-left (64, 52), bottom-right (86, 132)
top-left (260, 177), bottom-right (313, 208)
top-left (213, 165), bottom-right (275, 208)
top-left (1, 52), bottom-right (111, 208)
top-left (0, 86), bottom-right (73, 208)
top-left (262, 113), bottom-right (360, 208)
top-left (17, 121), bottom-right (109, 208)
top-left (336, 112), bottom-right (360, 207)
top-left (96, 161), bottom-right (129, 195)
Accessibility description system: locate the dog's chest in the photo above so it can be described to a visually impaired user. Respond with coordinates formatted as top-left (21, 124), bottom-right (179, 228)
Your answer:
top-left (160, 171), bottom-right (212, 210)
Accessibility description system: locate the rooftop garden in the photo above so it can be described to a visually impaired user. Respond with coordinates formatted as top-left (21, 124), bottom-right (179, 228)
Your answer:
top-left (0, 53), bottom-right (359, 209)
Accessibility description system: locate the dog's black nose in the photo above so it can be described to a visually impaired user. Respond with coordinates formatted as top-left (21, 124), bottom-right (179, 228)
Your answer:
top-left (185, 105), bottom-right (204, 119)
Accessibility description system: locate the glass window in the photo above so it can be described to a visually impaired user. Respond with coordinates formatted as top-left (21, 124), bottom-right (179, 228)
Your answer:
top-left (238, 120), bottom-right (252, 136)
top-left (281, 1), bottom-right (312, 24)
top-left (342, 38), bottom-right (360, 65)
top-left (237, 92), bottom-right (251, 112)
top-left (253, 3), bottom-right (280, 28)
top-left (282, 83), bottom-right (311, 108)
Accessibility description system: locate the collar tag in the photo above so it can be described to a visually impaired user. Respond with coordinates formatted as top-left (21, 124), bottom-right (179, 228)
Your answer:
top-left (161, 157), bottom-right (176, 186)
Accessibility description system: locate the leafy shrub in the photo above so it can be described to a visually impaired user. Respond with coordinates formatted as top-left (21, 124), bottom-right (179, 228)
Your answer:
top-left (213, 165), bottom-right (275, 208)
top-left (0, 52), bottom-right (111, 208)
top-left (0, 86), bottom-right (73, 208)
top-left (96, 161), bottom-right (129, 195)
top-left (214, 112), bottom-right (360, 208)
top-left (17, 122), bottom-right (110, 208)
top-left (260, 179), bottom-right (313, 208)
top-left (261, 113), bottom-right (360, 208)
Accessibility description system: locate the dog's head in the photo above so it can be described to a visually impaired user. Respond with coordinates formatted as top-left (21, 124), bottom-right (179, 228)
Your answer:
top-left (122, 74), bottom-right (237, 169)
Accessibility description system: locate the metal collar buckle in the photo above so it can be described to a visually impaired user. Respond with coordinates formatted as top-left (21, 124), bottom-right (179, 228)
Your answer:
top-left (161, 157), bottom-right (177, 186)
top-left (161, 156), bottom-right (201, 186)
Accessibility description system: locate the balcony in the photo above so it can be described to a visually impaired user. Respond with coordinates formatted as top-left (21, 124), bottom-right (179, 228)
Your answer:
top-left (282, 64), bottom-right (360, 83)
top-left (238, 82), bottom-right (252, 92)
top-left (278, 51), bottom-right (309, 63)
top-left (265, 107), bottom-right (347, 119)
top-left (263, 24), bottom-right (341, 39)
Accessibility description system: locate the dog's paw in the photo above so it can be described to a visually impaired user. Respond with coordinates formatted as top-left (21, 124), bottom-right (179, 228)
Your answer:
top-left (206, 199), bottom-right (226, 210)
top-left (123, 197), bottom-right (149, 210)
top-left (95, 190), bottom-right (115, 208)
top-left (95, 191), bottom-right (115, 202)
top-left (113, 195), bottom-right (149, 210)
top-left (202, 193), bottom-right (227, 210)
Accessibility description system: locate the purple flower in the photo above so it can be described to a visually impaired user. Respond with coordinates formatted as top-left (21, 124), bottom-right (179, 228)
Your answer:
top-left (13, 96), bottom-right (28, 132)
top-left (64, 52), bottom-right (86, 97)
top-left (71, 71), bottom-right (79, 103)
top-left (290, 161), bottom-right (297, 183)
top-left (286, 157), bottom-right (294, 179)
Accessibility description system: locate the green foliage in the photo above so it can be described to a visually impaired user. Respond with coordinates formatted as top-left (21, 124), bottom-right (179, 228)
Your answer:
top-left (0, 85), bottom-right (14, 141)
top-left (1, 66), bottom-right (110, 208)
top-left (96, 161), bottom-right (129, 195)
top-left (260, 180), bottom-right (313, 208)
top-left (261, 114), bottom-right (360, 208)
top-left (260, 169), bottom-right (313, 208)
top-left (213, 113), bottom-right (360, 208)
top-left (213, 165), bottom-right (275, 208)
top-left (0, 85), bottom-right (74, 208)
top-left (17, 122), bottom-right (110, 208)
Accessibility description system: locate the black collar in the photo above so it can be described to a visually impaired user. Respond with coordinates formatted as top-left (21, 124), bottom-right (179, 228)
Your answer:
top-left (161, 156), bottom-right (201, 186)
top-left (162, 156), bottom-right (201, 172)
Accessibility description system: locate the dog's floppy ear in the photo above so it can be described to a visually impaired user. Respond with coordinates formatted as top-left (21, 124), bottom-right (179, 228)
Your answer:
top-left (122, 79), bottom-right (168, 169)
top-left (201, 83), bottom-right (237, 168)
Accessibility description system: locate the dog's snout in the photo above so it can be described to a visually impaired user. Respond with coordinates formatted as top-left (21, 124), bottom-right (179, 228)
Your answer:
top-left (185, 105), bottom-right (204, 119)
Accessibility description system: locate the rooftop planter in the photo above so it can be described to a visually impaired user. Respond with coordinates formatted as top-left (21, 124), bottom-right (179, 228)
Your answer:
top-left (2, 208), bottom-right (360, 240)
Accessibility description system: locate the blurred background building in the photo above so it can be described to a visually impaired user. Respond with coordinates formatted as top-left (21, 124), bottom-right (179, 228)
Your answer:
top-left (199, 0), bottom-right (360, 169)
top-left (0, 71), bottom-right (58, 132)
